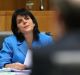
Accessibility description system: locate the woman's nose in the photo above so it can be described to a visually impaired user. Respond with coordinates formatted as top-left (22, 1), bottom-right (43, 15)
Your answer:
top-left (23, 21), bottom-right (27, 25)
top-left (23, 19), bottom-right (27, 25)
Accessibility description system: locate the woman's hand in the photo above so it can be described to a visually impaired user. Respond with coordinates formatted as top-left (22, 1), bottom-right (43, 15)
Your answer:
top-left (4, 62), bottom-right (26, 70)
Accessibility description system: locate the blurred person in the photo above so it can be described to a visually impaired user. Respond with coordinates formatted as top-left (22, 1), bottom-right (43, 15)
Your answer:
top-left (31, 0), bottom-right (80, 75)
top-left (0, 8), bottom-right (54, 70)
top-left (53, 0), bottom-right (80, 45)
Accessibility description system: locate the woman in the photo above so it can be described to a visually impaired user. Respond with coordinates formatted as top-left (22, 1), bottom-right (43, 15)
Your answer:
top-left (0, 8), bottom-right (54, 70)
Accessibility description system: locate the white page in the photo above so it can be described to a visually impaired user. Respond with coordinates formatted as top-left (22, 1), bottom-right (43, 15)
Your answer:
top-left (24, 49), bottom-right (32, 68)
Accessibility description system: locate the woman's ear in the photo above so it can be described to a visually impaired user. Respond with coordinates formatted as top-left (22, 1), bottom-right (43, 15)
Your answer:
top-left (33, 23), bottom-right (35, 27)
top-left (18, 29), bottom-right (21, 33)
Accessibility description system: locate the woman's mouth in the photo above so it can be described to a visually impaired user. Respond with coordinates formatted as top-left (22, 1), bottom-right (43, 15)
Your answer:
top-left (24, 25), bottom-right (29, 28)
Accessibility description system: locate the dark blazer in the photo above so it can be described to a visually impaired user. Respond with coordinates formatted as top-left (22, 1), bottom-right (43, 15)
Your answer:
top-left (31, 31), bottom-right (80, 75)
top-left (51, 32), bottom-right (80, 75)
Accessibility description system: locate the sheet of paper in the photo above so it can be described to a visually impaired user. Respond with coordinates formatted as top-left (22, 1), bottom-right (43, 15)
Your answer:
top-left (0, 72), bottom-right (15, 75)
top-left (0, 68), bottom-right (31, 75)
top-left (0, 68), bottom-right (31, 72)
top-left (24, 49), bottom-right (32, 68)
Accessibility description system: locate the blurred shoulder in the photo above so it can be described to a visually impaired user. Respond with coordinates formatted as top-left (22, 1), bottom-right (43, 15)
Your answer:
top-left (39, 32), bottom-right (54, 44)
top-left (39, 32), bottom-right (53, 39)
top-left (4, 35), bottom-right (17, 42)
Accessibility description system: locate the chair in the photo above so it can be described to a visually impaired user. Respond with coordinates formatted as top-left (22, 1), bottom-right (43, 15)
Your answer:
top-left (45, 32), bottom-right (53, 36)
top-left (0, 31), bottom-right (12, 50)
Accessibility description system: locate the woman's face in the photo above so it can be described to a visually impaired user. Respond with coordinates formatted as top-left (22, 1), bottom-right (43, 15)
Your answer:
top-left (16, 15), bottom-right (35, 34)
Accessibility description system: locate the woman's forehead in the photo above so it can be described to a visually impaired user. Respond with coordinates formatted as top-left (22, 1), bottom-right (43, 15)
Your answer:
top-left (16, 15), bottom-right (30, 19)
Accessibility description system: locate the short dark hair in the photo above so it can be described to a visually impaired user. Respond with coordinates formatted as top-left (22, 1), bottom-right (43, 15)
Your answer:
top-left (11, 8), bottom-right (40, 42)
top-left (55, 0), bottom-right (80, 32)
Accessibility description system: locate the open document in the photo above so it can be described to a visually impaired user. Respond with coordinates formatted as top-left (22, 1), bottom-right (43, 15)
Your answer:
top-left (24, 49), bottom-right (32, 68)
top-left (0, 68), bottom-right (31, 75)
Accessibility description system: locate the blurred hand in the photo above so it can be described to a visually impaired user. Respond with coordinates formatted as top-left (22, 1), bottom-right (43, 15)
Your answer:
top-left (4, 62), bottom-right (26, 70)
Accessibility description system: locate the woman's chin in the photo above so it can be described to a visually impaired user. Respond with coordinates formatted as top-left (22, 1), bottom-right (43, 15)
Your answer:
top-left (23, 29), bottom-right (33, 33)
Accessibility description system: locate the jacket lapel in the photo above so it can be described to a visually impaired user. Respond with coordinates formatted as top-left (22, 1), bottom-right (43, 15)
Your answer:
top-left (17, 41), bottom-right (28, 56)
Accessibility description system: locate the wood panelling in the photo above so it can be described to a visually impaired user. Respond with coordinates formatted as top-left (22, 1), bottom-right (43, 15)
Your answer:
top-left (0, 0), bottom-right (26, 10)
top-left (0, 11), bottom-right (59, 38)
top-left (0, 0), bottom-right (49, 10)
top-left (5, 11), bottom-right (13, 31)
top-left (31, 11), bottom-right (58, 37)
top-left (0, 11), bottom-right (6, 31)
top-left (26, 0), bottom-right (49, 10)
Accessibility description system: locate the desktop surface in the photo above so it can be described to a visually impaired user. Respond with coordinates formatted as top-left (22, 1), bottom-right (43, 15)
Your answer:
top-left (0, 68), bottom-right (31, 75)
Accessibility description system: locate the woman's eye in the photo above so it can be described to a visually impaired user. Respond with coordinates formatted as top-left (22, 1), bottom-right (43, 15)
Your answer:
top-left (17, 19), bottom-right (22, 24)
